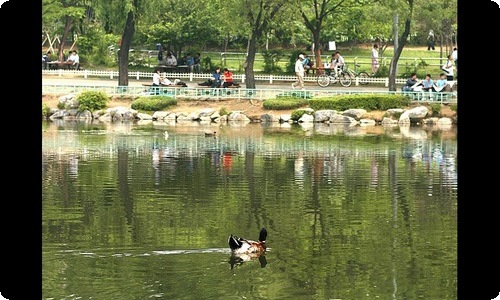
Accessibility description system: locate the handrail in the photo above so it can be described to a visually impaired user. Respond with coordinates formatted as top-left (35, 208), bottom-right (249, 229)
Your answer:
top-left (42, 84), bottom-right (457, 104)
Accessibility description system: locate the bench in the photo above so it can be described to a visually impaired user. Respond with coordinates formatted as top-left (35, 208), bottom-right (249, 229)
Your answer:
top-left (47, 61), bottom-right (79, 70)
top-left (156, 65), bottom-right (190, 73)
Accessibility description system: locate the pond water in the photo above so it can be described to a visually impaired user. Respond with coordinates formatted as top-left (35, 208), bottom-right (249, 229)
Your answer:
top-left (42, 120), bottom-right (457, 299)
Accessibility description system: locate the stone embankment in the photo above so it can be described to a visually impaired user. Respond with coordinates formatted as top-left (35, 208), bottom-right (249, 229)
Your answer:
top-left (46, 94), bottom-right (456, 127)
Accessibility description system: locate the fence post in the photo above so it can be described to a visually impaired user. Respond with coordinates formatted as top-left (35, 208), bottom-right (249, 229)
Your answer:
top-left (269, 75), bottom-right (273, 84)
top-left (110, 71), bottom-right (113, 80)
top-left (241, 74), bottom-right (245, 83)
top-left (84, 70), bottom-right (88, 79)
top-left (136, 72), bottom-right (140, 80)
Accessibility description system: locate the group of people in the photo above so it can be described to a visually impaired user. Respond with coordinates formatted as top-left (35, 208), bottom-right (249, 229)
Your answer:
top-left (204, 67), bottom-right (238, 88)
top-left (402, 72), bottom-right (451, 93)
top-left (402, 50), bottom-right (457, 93)
top-left (158, 47), bottom-right (201, 73)
top-left (152, 67), bottom-right (186, 87)
top-left (292, 50), bottom-right (348, 90)
top-left (154, 66), bottom-right (238, 89)
top-left (42, 50), bottom-right (80, 70)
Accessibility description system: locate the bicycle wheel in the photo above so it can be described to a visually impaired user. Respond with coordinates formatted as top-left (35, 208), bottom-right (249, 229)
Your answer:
top-left (358, 72), bottom-right (370, 85)
top-left (339, 72), bottom-right (352, 87)
top-left (316, 74), bottom-right (331, 87)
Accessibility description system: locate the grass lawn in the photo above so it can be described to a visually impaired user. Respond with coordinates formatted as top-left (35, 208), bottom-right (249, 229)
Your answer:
top-left (87, 44), bottom-right (454, 79)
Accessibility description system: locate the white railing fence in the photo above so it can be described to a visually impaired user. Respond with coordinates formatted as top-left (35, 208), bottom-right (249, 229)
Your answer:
top-left (42, 84), bottom-right (457, 104)
top-left (43, 69), bottom-right (407, 86)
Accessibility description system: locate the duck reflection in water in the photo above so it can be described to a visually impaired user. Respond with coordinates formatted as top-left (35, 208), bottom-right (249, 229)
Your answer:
top-left (228, 252), bottom-right (267, 269)
top-left (228, 228), bottom-right (268, 269)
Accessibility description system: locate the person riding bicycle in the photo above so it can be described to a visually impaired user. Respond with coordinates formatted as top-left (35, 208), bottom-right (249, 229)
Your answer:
top-left (330, 51), bottom-right (345, 78)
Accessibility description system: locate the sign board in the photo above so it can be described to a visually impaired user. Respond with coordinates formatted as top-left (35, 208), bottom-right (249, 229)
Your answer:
top-left (328, 41), bottom-right (336, 51)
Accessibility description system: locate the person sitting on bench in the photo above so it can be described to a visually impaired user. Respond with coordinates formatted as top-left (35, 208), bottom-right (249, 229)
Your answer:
top-left (67, 50), bottom-right (80, 70)
top-left (222, 68), bottom-right (234, 88)
top-left (433, 73), bottom-right (452, 92)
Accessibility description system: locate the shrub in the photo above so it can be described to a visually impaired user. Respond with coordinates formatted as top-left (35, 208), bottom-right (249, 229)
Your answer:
top-left (384, 110), bottom-right (403, 119)
top-left (263, 97), bottom-right (309, 110)
top-left (77, 90), bottom-right (109, 112)
top-left (309, 94), bottom-right (409, 111)
top-left (291, 109), bottom-right (313, 122)
top-left (449, 103), bottom-right (457, 112)
top-left (42, 103), bottom-right (51, 120)
top-left (262, 50), bottom-right (284, 73)
top-left (131, 96), bottom-right (177, 111)
top-left (427, 103), bottom-right (442, 117)
top-left (219, 107), bottom-right (230, 116)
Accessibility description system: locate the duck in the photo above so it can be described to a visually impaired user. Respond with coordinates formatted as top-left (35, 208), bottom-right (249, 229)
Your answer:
top-left (204, 131), bottom-right (217, 137)
top-left (228, 227), bottom-right (267, 255)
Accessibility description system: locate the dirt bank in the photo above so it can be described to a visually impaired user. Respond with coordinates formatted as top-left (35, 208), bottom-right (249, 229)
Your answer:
top-left (41, 94), bottom-right (456, 121)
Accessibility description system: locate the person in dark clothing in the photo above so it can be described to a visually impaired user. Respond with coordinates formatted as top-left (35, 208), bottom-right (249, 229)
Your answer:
top-left (42, 51), bottom-right (51, 70)
top-left (402, 72), bottom-right (421, 91)
top-left (427, 30), bottom-right (435, 51)
top-left (193, 53), bottom-right (201, 73)
top-left (211, 67), bottom-right (222, 88)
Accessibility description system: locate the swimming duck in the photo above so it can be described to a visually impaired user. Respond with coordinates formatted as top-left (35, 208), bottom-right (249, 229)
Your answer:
top-left (204, 131), bottom-right (217, 137)
top-left (228, 227), bottom-right (267, 255)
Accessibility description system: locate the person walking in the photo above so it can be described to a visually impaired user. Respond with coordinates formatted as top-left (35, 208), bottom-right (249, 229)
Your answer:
top-left (292, 54), bottom-right (305, 90)
top-left (371, 44), bottom-right (379, 74)
top-left (427, 30), bottom-right (435, 51)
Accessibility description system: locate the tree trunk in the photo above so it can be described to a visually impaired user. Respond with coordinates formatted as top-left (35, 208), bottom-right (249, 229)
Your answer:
top-left (57, 16), bottom-right (72, 62)
top-left (388, 18), bottom-right (411, 91)
top-left (312, 31), bottom-right (323, 75)
top-left (118, 9), bottom-right (135, 87)
top-left (244, 31), bottom-right (259, 89)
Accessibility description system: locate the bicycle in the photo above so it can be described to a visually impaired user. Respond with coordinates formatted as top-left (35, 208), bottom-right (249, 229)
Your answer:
top-left (344, 63), bottom-right (371, 85)
top-left (316, 66), bottom-right (352, 87)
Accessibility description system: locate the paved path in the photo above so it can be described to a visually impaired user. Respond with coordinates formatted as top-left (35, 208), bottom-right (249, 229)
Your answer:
top-left (42, 75), bottom-right (390, 92)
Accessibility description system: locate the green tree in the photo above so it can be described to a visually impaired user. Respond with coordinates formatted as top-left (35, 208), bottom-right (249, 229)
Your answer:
top-left (388, 0), bottom-right (415, 91)
top-left (42, 0), bottom-right (87, 61)
top-left (238, 0), bottom-right (287, 89)
top-left (140, 0), bottom-right (223, 58)
top-left (296, 0), bottom-right (371, 71)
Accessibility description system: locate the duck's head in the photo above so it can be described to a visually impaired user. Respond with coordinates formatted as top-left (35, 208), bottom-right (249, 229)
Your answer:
top-left (258, 227), bottom-right (267, 242)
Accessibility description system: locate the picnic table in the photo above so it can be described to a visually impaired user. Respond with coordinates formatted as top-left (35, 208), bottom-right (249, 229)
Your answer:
top-left (47, 61), bottom-right (76, 70)
top-left (156, 65), bottom-right (190, 73)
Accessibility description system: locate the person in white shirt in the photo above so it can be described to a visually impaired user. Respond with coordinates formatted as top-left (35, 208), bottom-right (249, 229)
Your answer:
top-left (442, 54), bottom-right (455, 81)
top-left (67, 50), bottom-right (80, 70)
top-left (152, 68), bottom-right (162, 86)
top-left (166, 53), bottom-right (177, 66)
top-left (371, 44), bottom-right (379, 74)
top-left (451, 47), bottom-right (458, 71)
top-left (292, 54), bottom-right (305, 90)
top-left (331, 51), bottom-right (344, 77)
